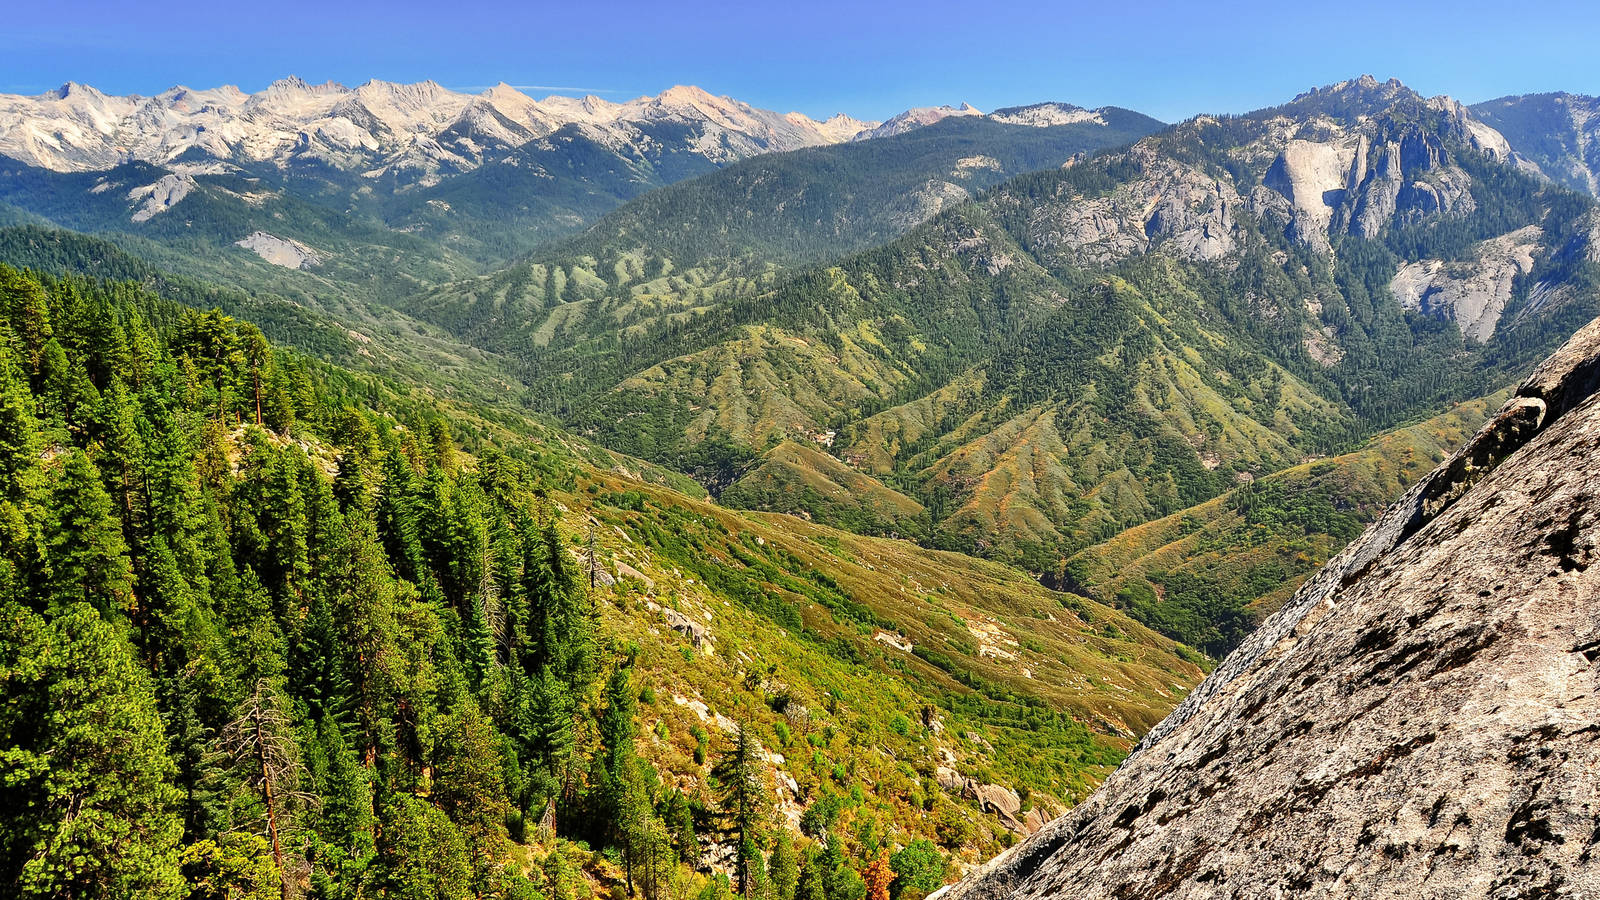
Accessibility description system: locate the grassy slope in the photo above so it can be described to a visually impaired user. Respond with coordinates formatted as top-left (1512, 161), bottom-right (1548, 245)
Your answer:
top-left (721, 440), bottom-right (929, 539)
top-left (1059, 392), bottom-right (1504, 655)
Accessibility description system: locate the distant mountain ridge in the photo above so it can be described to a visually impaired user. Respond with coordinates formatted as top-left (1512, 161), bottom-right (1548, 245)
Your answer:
top-left (0, 78), bottom-right (879, 181)
top-left (0, 79), bottom-right (1161, 264)
top-left (0, 78), bottom-right (1144, 184)
top-left (1472, 91), bottom-right (1600, 196)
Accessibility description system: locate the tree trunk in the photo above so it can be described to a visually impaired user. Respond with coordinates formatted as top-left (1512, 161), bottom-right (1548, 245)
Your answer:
top-left (254, 710), bottom-right (290, 900)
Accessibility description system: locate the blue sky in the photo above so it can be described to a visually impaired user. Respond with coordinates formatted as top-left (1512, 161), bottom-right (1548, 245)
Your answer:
top-left (5, 0), bottom-right (1597, 122)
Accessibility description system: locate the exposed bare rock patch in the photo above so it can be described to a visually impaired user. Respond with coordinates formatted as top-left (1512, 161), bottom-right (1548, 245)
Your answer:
top-left (1015, 150), bottom-right (1242, 267)
top-left (1389, 225), bottom-right (1541, 341)
top-left (234, 231), bottom-right (324, 269)
top-left (127, 173), bottom-right (195, 222)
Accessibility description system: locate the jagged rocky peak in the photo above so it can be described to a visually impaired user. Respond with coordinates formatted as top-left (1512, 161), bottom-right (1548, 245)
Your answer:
top-left (0, 77), bottom-right (888, 177)
top-left (856, 103), bottom-right (985, 140)
top-left (51, 81), bottom-right (111, 101)
top-left (1275, 73), bottom-right (1423, 121)
top-left (250, 75), bottom-right (348, 106)
top-left (814, 111), bottom-right (879, 140)
top-left (1007, 74), bottom-right (1540, 276)
top-left (1246, 75), bottom-right (1525, 250)
top-left (941, 316), bottom-right (1600, 898)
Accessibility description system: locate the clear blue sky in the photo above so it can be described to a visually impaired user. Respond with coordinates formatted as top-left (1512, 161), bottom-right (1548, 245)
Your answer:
top-left (5, 0), bottom-right (1597, 122)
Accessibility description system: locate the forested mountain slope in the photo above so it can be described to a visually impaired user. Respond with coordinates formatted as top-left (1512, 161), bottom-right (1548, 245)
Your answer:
top-left (412, 76), bottom-right (1600, 572)
top-left (0, 224), bottom-right (544, 412)
top-left (1057, 392), bottom-right (1501, 655)
top-left (0, 260), bottom-right (1202, 900)
top-left (404, 110), bottom-right (1163, 348)
top-left (1471, 91), bottom-right (1600, 196)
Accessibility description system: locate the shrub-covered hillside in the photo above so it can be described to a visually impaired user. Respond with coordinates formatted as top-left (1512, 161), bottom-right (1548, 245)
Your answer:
top-left (0, 263), bottom-right (1202, 900)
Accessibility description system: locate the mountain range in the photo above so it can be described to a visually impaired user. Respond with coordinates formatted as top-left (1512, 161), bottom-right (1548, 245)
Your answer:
top-left (407, 77), bottom-right (1598, 578)
top-left (0, 78), bottom-right (877, 177)
top-left (3, 67), bottom-right (1600, 900)
top-left (0, 79), bottom-right (1153, 266)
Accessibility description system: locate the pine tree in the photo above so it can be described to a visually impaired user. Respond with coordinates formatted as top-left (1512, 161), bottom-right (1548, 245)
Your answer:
top-left (242, 326), bottom-right (271, 427)
top-left (376, 796), bottom-right (472, 900)
top-left (516, 664), bottom-right (576, 813)
top-left (596, 666), bottom-right (665, 893)
top-left (665, 789), bottom-right (700, 865)
top-left (598, 667), bottom-right (637, 787)
top-left (819, 841), bottom-right (864, 900)
top-left (795, 849), bottom-right (829, 900)
top-left (713, 725), bottom-right (772, 898)
top-left (770, 831), bottom-right (800, 900)
top-left (0, 602), bottom-right (186, 899)
top-left (0, 347), bottom-right (38, 500)
top-left (43, 450), bottom-right (135, 614)
top-left (0, 347), bottom-right (42, 603)
top-left (91, 377), bottom-right (145, 532)
top-left (2, 266), bottom-right (53, 374)
top-left (220, 680), bottom-right (309, 900)
top-left (433, 700), bottom-right (509, 882)
top-left (332, 507), bottom-right (402, 768)
top-left (302, 717), bottom-right (375, 898)
top-left (887, 840), bottom-right (946, 900)
top-left (521, 519), bottom-right (595, 692)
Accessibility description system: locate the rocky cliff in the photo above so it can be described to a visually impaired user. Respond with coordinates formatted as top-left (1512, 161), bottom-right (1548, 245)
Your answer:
top-left (941, 315), bottom-right (1600, 897)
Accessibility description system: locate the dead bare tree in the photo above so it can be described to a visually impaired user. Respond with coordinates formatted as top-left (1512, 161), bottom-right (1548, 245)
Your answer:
top-left (220, 679), bottom-right (314, 900)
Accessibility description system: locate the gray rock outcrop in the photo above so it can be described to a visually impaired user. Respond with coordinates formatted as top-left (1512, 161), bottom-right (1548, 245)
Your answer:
top-left (662, 607), bottom-right (712, 650)
top-left (942, 316), bottom-right (1600, 899)
top-left (936, 766), bottom-right (1040, 835)
top-left (1388, 225), bottom-right (1541, 341)
top-left (1013, 148), bottom-right (1242, 268)
top-left (234, 231), bottom-right (324, 270)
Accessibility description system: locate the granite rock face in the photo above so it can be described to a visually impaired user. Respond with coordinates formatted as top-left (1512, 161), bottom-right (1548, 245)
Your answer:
top-left (1008, 147), bottom-right (1243, 269)
top-left (1388, 225), bottom-right (1542, 342)
top-left (943, 316), bottom-right (1600, 899)
top-left (1003, 76), bottom-right (1519, 271)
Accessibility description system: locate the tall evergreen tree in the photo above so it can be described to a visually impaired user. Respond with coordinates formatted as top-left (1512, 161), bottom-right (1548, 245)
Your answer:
top-left (43, 450), bottom-right (134, 614)
top-left (770, 831), bottom-right (800, 900)
top-left (0, 602), bottom-right (186, 899)
top-left (433, 700), bottom-right (509, 884)
top-left (713, 725), bottom-right (772, 898)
